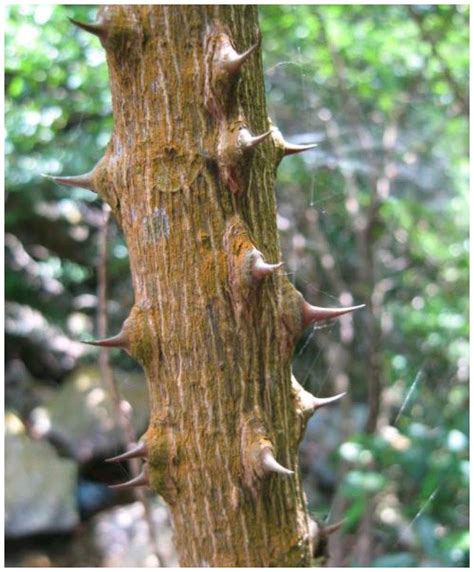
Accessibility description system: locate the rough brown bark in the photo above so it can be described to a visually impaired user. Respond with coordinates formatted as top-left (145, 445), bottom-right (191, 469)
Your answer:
top-left (58, 5), bottom-right (359, 566)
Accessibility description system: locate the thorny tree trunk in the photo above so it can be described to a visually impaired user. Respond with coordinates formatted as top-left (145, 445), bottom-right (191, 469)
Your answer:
top-left (55, 5), bottom-right (362, 567)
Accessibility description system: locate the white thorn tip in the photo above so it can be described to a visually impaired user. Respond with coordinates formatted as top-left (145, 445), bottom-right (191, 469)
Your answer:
top-left (261, 447), bottom-right (294, 476)
top-left (252, 252), bottom-right (283, 280)
top-left (238, 128), bottom-right (272, 149)
top-left (223, 41), bottom-right (259, 75)
top-left (313, 392), bottom-right (346, 410)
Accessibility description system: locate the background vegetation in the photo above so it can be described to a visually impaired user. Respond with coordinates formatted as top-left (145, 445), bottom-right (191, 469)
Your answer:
top-left (5, 4), bottom-right (469, 567)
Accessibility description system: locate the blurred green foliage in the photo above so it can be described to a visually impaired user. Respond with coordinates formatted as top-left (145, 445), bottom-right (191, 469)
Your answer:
top-left (5, 4), bottom-right (468, 567)
top-left (260, 5), bottom-right (468, 567)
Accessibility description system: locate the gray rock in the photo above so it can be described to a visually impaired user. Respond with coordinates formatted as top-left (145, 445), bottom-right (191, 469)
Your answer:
top-left (30, 365), bottom-right (149, 462)
top-left (92, 498), bottom-right (178, 567)
top-left (5, 412), bottom-right (79, 537)
top-left (5, 359), bottom-right (38, 416)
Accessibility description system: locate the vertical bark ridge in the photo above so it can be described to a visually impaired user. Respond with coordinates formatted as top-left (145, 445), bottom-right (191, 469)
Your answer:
top-left (93, 5), bottom-right (313, 566)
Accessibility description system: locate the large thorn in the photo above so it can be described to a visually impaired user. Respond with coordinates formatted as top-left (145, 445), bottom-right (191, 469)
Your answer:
top-left (313, 392), bottom-right (346, 410)
top-left (270, 125), bottom-right (318, 158)
top-left (68, 17), bottom-right (108, 41)
top-left (324, 520), bottom-right (345, 536)
top-left (222, 40), bottom-right (260, 76)
top-left (251, 250), bottom-right (283, 280)
top-left (82, 329), bottom-right (130, 352)
top-left (238, 128), bottom-right (272, 150)
top-left (283, 142), bottom-right (318, 156)
top-left (41, 172), bottom-right (95, 191)
top-left (109, 468), bottom-right (149, 491)
top-left (261, 446), bottom-right (294, 476)
top-left (106, 441), bottom-right (147, 463)
top-left (303, 301), bottom-right (365, 328)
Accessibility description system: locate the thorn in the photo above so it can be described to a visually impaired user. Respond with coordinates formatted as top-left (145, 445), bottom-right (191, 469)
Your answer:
top-left (41, 172), bottom-right (95, 191)
top-left (238, 128), bottom-right (272, 150)
top-left (261, 446), bottom-right (294, 476)
top-left (324, 520), bottom-right (345, 536)
top-left (283, 142), bottom-right (318, 156)
top-left (82, 329), bottom-right (130, 352)
top-left (68, 17), bottom-right (108, 41)
top-left (251, 250), bottom-right (283, 280)
top-left (109, 468), bottom-right (149, 491)
top-left (302, 301), bottom-right (365, 328)
top-left (313, 392), bottom-right (346, 410)
top-left (221, 40), bottom-right (260, 76)
top-left (270, 125), bottom-right (318, 158)
top-left (105, 441), bottom-right (147, 463)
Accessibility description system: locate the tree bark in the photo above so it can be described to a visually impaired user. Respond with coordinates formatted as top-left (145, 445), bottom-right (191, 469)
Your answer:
top-left (64, 5), bottom-right (354, 566)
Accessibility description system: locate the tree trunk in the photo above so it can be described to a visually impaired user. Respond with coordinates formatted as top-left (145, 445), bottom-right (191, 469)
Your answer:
top-left (60, 5), bottom-right (359, 566)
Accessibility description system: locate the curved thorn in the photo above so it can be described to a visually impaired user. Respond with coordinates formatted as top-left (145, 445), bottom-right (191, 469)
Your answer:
top-left (106, 441), bottom-right (147, 463)
top-left (242, 129), bottom-right (272, 149)
top-left (248, 129), bottom-right (273, 148)
top-left (68, 17), bottom-right (107, 41)
top-left (324, 520), bottom-right (345, 536)
top-left (313, 392), bottom-right (346, 410)
top-left (283, 142), bottom-right (318, 156)
top-left (252, 251), bottom-right (283, 280)
top-left (223, 41), bottom-right (259, 76)
top-left (303, 302), bottom-right (365, 328)
top-left (82, 330), bottom-right (129, 351)
top-left (261, 447), bottom-right (294, 476)
top-left (238, 128), bottom-right (272, 150)
top-left (109, 469), bottom-right (149, 491)
top-left (41, 172), bottom-right (95, 191)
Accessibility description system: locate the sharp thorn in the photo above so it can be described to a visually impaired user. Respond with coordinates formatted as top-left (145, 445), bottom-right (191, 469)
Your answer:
top-left (324, 520), bottom-right (345, 536)
top-left (303, 302), bottom-right (365, 328)
top-left (68, 17), bottom-right (107, 41)
top-left (251, 251), bottom-right (283, 280)
top-left (239, 129), bottom-right (272, 150)
top-left (223, 41), bottom-right (259, 76)
top-left (269, 125), bottom-right (318, 158)
top-left (261, 447), bottom-right (294, 476)
top-left (109, 469), bottom-right (149, 491)
top-left (106, 441), bottom-right (148, 463)
top-left (313, 392), bottom-right (346, 410)
top-left (283, 142), bottom-right (318, 156)
top-left (245, 129), bottom-right (272, 149)
top-left (41, 172), bottom-right (95, 191)
top-left (82, 330), bottom-right (129, 352)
